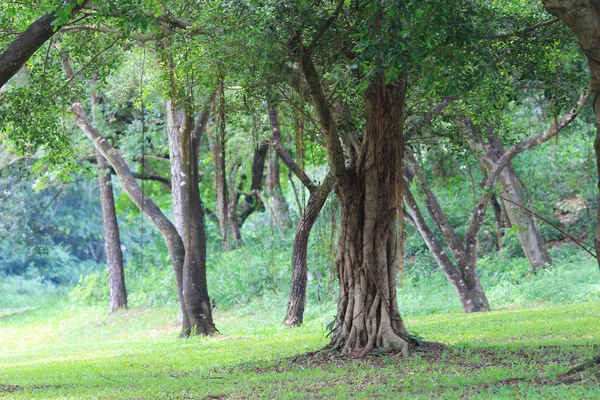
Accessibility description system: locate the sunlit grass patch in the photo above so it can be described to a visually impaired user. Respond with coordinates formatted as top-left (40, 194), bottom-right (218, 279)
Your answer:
top-left (1, 301), bottom-right (599, 399)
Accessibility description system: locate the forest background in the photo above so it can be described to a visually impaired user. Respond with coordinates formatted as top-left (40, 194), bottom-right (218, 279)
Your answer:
top-left (2, 0), bottom-right (600, 397)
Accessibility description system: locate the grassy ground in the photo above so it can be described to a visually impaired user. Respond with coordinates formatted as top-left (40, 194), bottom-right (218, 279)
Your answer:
top-left (1, 301), bottom-right (599, 399)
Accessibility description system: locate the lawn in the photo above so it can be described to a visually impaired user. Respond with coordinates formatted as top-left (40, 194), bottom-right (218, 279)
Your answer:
top-left (1, 301), bottom-right (599, 399)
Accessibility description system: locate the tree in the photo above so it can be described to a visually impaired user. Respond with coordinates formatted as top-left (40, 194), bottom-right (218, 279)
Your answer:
top-left (267, 107), bottom-right (335, 327)
top-left (543, 0), bottom-right (600, 271)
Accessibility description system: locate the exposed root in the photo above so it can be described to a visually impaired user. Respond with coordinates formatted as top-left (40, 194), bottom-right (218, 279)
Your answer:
top-left (555, 355), bottom-right (600, 384)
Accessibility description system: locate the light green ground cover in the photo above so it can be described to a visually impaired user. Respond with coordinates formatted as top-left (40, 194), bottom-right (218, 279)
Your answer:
top-left (1, 301), bottom-right (599, 399)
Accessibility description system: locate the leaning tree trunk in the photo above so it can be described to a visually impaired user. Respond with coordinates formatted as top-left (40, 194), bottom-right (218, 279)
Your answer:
top-left (282, 178), bottom-right (333, 327)
top-left (71, 102), bottom-right (190, 337)
top-left (0, 1), bottom-right (87, 88)
top-left (403, 186), bottom-right (490, 313)
top-left (167, 101), bottom-right (217, 336)
top-left (96, 150), bottom-right (127, 313)
top-left (268, 107), bottom-right (334, 327)
top-left (329, 79), bottom-right (411, 355)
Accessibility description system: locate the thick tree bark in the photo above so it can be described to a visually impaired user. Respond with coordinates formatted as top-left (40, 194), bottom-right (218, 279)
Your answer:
top-left (329, 79), bottom-right (410, 355)
top-left (0, 1), bottom-right (87, 88)
top-left (469, 129), bottom-right (552, 271)
top-left (167, 101), bottom-right (217, 336)
top-left (543, 0), bottom-right (600, 270)
top-left (96, 150), bottom-right (127, 313)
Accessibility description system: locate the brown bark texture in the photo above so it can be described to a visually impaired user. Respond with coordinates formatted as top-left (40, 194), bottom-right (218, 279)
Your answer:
top-left (543, 0), bottom-right (600, 269)
top-left (96, 150), bottom-right (127, 312)
top-left (268, 108), bottom-right (335, 326)
top-left (208, 87), bottom-right (236, 250)
top-left (0, 1), bottom-right (87, 88)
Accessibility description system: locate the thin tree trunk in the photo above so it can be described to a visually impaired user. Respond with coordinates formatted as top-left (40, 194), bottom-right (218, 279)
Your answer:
top-left (208, 81), bottom-right (238, 251)
top-left (96, 150), bottom-right (127, 313)
top-left (406, 155), bottom-right (490, 312)
top-left (469, 128), bottom-right (552, 271)
top-left (269, 107), bottom-right (335, 326)
top-left (404, 186), bottom-right (489, 312)
top-left (71, 102), bottom-right (190, 337)
top-left (283, 174), bottom-right (334, 327)
top-left (266, 109), bottom-right (293, 231)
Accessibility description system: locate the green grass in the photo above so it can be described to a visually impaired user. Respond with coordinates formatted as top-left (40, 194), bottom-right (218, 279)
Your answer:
top-left (1, 301), bottom-right (600, 399)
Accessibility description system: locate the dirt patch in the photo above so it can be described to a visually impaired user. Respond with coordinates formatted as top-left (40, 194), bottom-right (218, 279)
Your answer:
top-left (1, 384), bottom-right (57, 393)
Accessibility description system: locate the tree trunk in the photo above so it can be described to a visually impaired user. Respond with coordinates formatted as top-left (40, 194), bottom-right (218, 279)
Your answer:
top-left (543, 0), bottom-right (599, 268)
top-left (0, 1), bottom-right (87, 89)
top-left (167, 101), bottom-right (217, 336)
top-left (96, 150), bottom-right (127, 313)
top-left (404, 186), bottom-right (490, 312)
top-left (470, 130), bottom-right (552, 271)
top-left (406, 149), bottom-right (491, 312)
top-left (269, 107), bottom-right (334, 326)
top-left (283, 173), bottom-right (334, 327)
top-left (328, 79), bottom-right (411, 355)
top-left (71, 102), bottom-right (190, 337)
top-left (266, 109), bottom-right (293, 231)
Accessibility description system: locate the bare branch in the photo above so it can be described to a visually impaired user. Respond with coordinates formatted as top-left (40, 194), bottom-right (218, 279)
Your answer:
top-left (488, 17), bottom-right (560, 40)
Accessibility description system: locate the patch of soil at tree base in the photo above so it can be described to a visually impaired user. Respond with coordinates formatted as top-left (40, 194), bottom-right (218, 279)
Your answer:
top-left (1, 384), bottom-right (58, 392)
top-left (281, 340), bottom-right (447, 370)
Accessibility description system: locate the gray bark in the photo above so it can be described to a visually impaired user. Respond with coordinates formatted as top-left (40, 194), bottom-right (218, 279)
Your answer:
top-left (71, 102), bottom-right (190, 337)
top-left (167, 100), bottom-right (217, 336)
top-left (96, 150), bottom-right (127, 313)
top-left (469, 128), bottom-right (552, 271)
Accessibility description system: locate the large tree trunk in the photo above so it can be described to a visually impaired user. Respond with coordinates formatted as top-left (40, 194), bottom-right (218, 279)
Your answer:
top-left (329, 79), bottom-right (411, 355)
top-left (543, 0), bottom-right (600, 270)
top-left (96, 150), bottom-right (127, 313)
top-left (167, 101), bottom-right (217, 336)
top-left (469, 129), bottom-right (552, 271)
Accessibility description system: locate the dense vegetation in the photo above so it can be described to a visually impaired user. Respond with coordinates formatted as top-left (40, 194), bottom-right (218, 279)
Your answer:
top-left (2, 0), bottom-right (600, 397)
